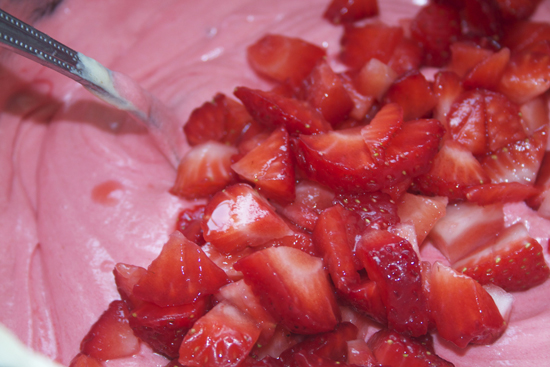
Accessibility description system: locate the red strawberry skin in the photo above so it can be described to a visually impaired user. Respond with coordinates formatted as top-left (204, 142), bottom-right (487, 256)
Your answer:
top-left (133, 231), bottom-right (229, 307)
top-left (356, 229), bottom-right (429, 337)
top-left (324, 0), bottom-right (379, 24)
top-left (234, 246), bottom-right (341, 335)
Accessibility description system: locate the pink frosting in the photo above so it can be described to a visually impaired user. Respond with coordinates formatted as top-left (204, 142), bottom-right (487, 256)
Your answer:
top-left (0, 0), bottom-right (549, 366)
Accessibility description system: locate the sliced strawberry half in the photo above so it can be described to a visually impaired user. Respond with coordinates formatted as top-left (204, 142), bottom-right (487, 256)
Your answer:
top-left (201, 184), bottom-right (294, 253)
top-left (465, 182), bottom-right (540, 205)
top-left (427, 262), bottom-right (507, 348)
top-left (409, 2), bottom-right (461, 67)
top-left (429, 201), bottom-right (504, 263)
top-left (383, 70), bottom-right (437, 121)
top-left (133, 231), bottom-right (229, 307)
top-left (234, 87), bottom-right (332, 135)
top-left (356, 229), bottom-right (429, 337)
top-left (397, 192), bottom-right (448, 245)
top-left (323, 0), bottom-right (379, 24)
top-left (247, 34), bottom-right (326, 87)
top-left (80, 301), bottom-right (140, 360)
top-left (360, 103), bottom-right (403, 164)
top-left (414, 140), bottom-right (490, 201)
top-left (454, 223), bottom-right (550, 292)
top-left (178, 302), bottom-right (261, 367)
top-left (480, 128), bottom-right (547, 185)
top-left (171, 141), bottom-right (238, 199)
top-left (232, 126), bottom-right (295, 203)
top-left (234, 246), bottom-right (341, 335)
top-left (367, 329), bottom-right (454, 367)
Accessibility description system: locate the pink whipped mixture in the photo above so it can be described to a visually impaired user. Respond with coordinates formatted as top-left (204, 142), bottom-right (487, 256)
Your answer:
top-left (1, 0), bottom-right (550, 366)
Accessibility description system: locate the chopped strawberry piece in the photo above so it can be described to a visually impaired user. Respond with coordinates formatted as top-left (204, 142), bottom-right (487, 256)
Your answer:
top-left (360, 103), bottom-right (403, 164)
top-left (427, 262), bottom-right (507, 348)
top-left (383, 70), bottom-right (437, 121)
top-left (129, 296), bottom-right (209, 358)
top-left (264, 231), bottom-right (319, 257)
top-left (240, 356), bottom-right (285, 367)
top-left (355, 59), bottom-right (398, 101)
top-left (333, 192), bottom-right (400, 230)
top-left (249, 324), bottom-right (303, 361)
top-left (429, 202), bottom-right (505, 263)
top-left (232, 127), bottom-right (295, 203)
top-left (275, 179), bottom-right (335, 231)
top-left (113, 263), bottom-right (147, 310)
top-left (234, 87), bottom-right (332, 135)
top-left (176, 205), bottom-right (206, 245)
top-left (414, 140), bottom-right (490, 201)
top-left (80, 301), bottom-right (140, 360)
top-left (133, 231), bottom-right (229, 307)
top-left (381, 176), bottom-right (413, 202)
top-left (367, 329), bottom-right (454, 367)
top-left (480, 128), bottom-right (547, 185)
top-left (234, 246), bottom-right (341, 334)
top-left (202, 184), bottom-right (293, 253)
top-left (387, 37), bottom-right (424, 76)
top-left (484, 91), bottom-right (527, 152)
top-left (344, 279), bottom-right (387, 325)
top-left (323, 0), bottom-right (379, 24)
top-left (302, 60), bottom-right (354, 127)
top-left (494, 0), bottom-right (539, 21)
top-left (447, 42), bottom-right (495, 78)
top-left (338, 71), bottom-right (376, 121)
top-left (294, 119), bottom-right (443, 194)
top-left (238, 131), bottom-right (271, 157)
top-left (340, 23), bottom-right (404, 69)
top-left (247, 34), bottom-right (326, 87)
top-left (454, 223), bottom-right (550, 291)
top-left (171, 141), bottom-right (238, 199)
top-left (279, 322), bottom-right (358, 364)
top-left (519, 95), bottom-right (549, 136)
top-left (409, 3), bottom-right (461, 67)
top-left (460, 0), bottom-right (503, 41)
top-left (497, 48), bottom-right (550, 104)
top-left (463, 47), bottom-right (511, 90)
top-left (201, 244), bottom-right (255, 281)
top-left (465, 182), bottom-right (540, 205)
top-left (69, 354), bottom-right (102, 367)
top-left (346, 339), bottom-right (377, 367)
top-left (178, 302), bottom-right (261, 367)
top-left (397, 193), bottom-right (448, 245)
top-left (502, 21), bottom-right (550, 53)
top-left (312, 205), bottom-right (360, 292)
top-left (356, 229), bottom-right (429, 336)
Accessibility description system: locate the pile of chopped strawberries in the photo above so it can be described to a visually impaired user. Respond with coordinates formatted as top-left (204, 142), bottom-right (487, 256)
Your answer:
top-left (70, 0), bottom-right (550, 366)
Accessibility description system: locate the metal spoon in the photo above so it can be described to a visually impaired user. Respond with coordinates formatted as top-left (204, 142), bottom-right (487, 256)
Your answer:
top-left (0, 8), bottom-right (184, 168)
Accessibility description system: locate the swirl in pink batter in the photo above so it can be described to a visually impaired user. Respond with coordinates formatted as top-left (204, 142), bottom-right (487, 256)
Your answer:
top-left (0, 0), bottom-right (549, 366)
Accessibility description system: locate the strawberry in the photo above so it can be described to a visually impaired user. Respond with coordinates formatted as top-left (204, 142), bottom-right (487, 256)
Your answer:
top-left (247, 34), bottom-right (326, 87)
top-left (201, 244), bottom-right (255, 281)
top-left (338, 71), bottom-right (376, 121)
top-left (427, 262), bottom-right (507, 348)
top-left (234, 246), bottom-right (341, 334)
top-left (414, 140), bottom-right (490, 201)
top-left (274, 179), bottom-right (335, 231)
top-left (465, 182), bottom-right (540, 205)
top-left (171, 141), bottom-right (238, 199)
top-left (178, 302), bottom-right (261, 367)
top-left (360, 103), bottom-right (403, 164)
top-left (432, 71), bottom-right (463, 138)
top-left (463, 47), bottom-right (511, 90)
top-left (232, 127), bottom-right (296, 203)
top-left (355, 59), bottom-right (398, 102)
top-left (293, 119), bottom-right (443, 194)
top-left (133, 231), bottom-right (229, 307)
top-left (447, 42), bottom-right (494, 78)
top-left (113, 263), bottom-right (147, 310)
top-left (342, 279), bottom-right (387, 325)
top-left (80, 301), bottom-right (140, 360)
top-left (460, 0), bottom-right (503, 41)
top-left (429, 202), bottom-right (504, 263)
top-left (409, 3), bottom-right (461, 67)
top-left (278, 322), bottom-right (358, 364)
top-left (494, 0), bottom-right (539, 21)
top-left (356, 229), bottom-right (429, 336)
top-left (312, 204), bottom-right (361, 292)
top-left (234, 87), bottom-right (332, 135)
top-left (383, 70), bottom-right (437, 121)
top-left (339, 23), bottom-right (404, 69)
top-left (201, 184), bottom-right (294, 253)
top-left (323, 0), bottom-right (379, 24)
top-left (333, 192), bottom-right (400, 230)
top-left (480, 128), bottom-right (547, 185)
top-left (367, 329), bottom-right (454, 367)
top-left (397, 192), bottom-right (448, 245)
top-left (387, 37), bottom-right (424, 76)
top-left (128, 296), bottom-right (209, 358)
top-left (175, 205), bottom-right (206, 245)
top-left (249, 324), bottom-right (303, 361)
top-left (519, 95), bottom-right (549, 136)
top-left (263, 231), bottom-right (319, 258)
top-left (497, 48), bottom-right (550, 104)
top-left (502, 21), bottom-right (550, 53)
top-left (68, 354), bottom-right (102, 367)
top-left (346, 339), bottom-right (377, 367)
top-left (240, 356), bottom-right (285, 367)
top-left (454, 223), bottom-right (550, 291)
top-left (302, 60), bottom-right (354, 127)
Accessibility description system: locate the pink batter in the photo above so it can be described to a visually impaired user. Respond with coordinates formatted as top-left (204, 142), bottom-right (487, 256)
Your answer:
top-left (0, 0), bottom-right (549, 366)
